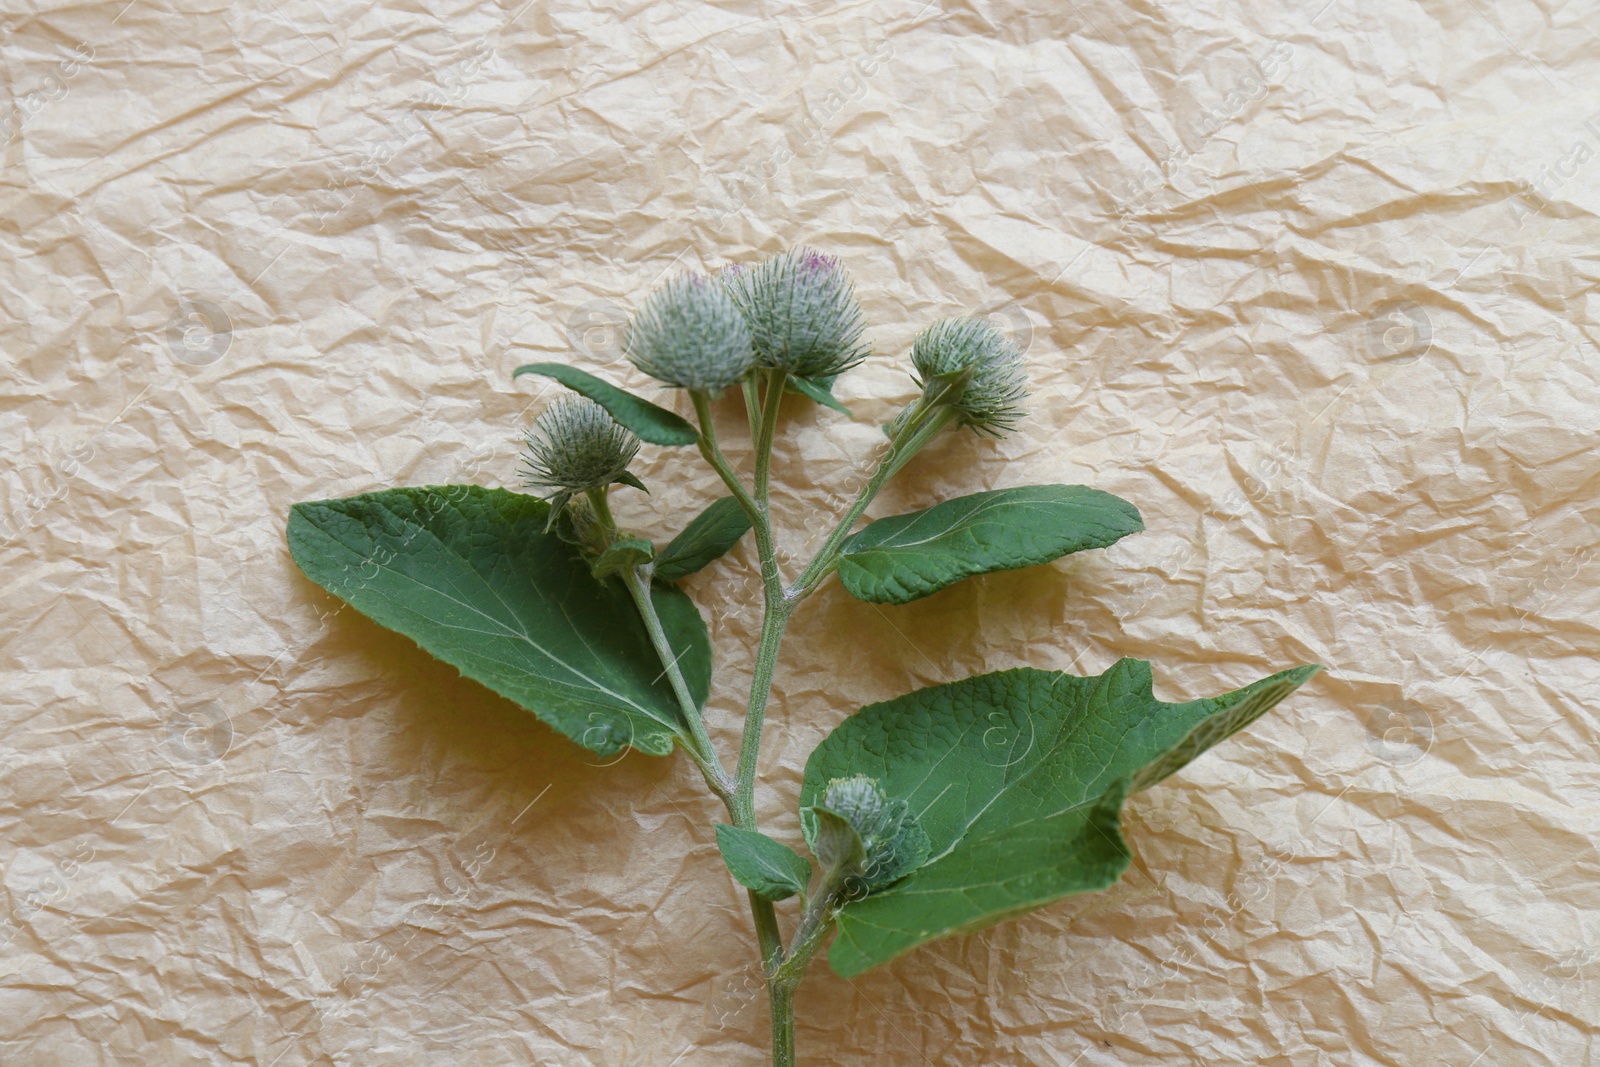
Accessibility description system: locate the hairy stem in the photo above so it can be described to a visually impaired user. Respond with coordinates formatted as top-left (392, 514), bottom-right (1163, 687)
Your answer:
top-left (787, 397), bottom-right (956, 602)
top-left (734, 596), bottom-right (790, 824)
top-left (612, 530), bottom-right (785, 970)
top-left (686, 379), bottom-right (959, 1065)
top-left (774, 887), bottom-right (839, 988)
top-left (752, 369), bottom-right (787, 504)
top-left (587, 488), bottom-right (735, 803)
top-left (742, 376), bottom-right (763, 442)
top-left (619, 566), bottom-right (735, 802)
top-left (687, 388), bottom-right (789, 975)
top-left (768, 980), bottom-right (796, 1067)
top-left (687, 385), bottom-right (793, 828)
top-left (736, 369), bottom-right (791, 823)
top-left (765, 883), bottom-right (842, 1067)
top-left (689, 392), bottom-right (761, 525)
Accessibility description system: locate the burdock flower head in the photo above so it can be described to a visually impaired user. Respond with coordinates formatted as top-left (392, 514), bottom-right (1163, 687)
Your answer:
top-left (807, 775), bottom-right (929, 896)
top-left (908, 317), bottom-right (1028, 436)
top-left (626, 272), bottom-right (755, 392)
top-left (521, 396), bottom-right (643, 521)
top-left (724, 248), bottom-right (870, 379)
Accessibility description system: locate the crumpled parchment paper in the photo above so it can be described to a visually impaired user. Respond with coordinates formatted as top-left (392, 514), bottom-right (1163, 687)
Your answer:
top-left (2, 1), bottom-right (1596, 1064)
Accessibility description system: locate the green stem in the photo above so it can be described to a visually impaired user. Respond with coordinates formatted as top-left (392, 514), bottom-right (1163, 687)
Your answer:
top-left (786, 398), bottom-right (957, 602)
top-left (735, 369), bottom-right (791, 824)
top-left (734, 596), bottom-right (790, 824)
top-left (689, 391), bottom-right (760, 524)
top-left (742, 376), bottom-right (764, 442)
top-left (748, 890), bottom-right (784, 975)
top-left (587, 488), bottom-right (735, 803)
top-left (619, 566), bottom-right (735, 802)
top-left (774, 890), bottom-right (838, 988)
top-left (684, 378), bottom-right (961, 1066)
top-left (752, 369), bottom-right (787, 504)
top-left (766, 882), bottom-right (843, 1067)
top-left (687, 384), bottom-right (793, 828)
top-left (615, 542), bottom-right (785, 977)
top-left (687, 389), bottom-right (787, 975)
top-left (585, 485), bottom-right (617, 529)
top-left (769, 980), bottom-right (796, 1067)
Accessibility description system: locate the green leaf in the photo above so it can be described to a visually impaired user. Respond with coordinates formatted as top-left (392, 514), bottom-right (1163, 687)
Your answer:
top-left (787, 375), bottom-right (852, 416)
top-left (286, 486), bottom-right (709, 758)
top-left (808, 808), bottom-right (866, 876)
top-left (836, 484), bottom-right (1143, 605)
top-left (614, 471), bottom-right (650, 493)
top-left (715, 824), bottom-right (813, 902)
top-left (543, 490), bottom-right (573, 532)
top-left (590, 535), bottom-right (654, 580)
top-left (800, 659), bottom-right (1321, 976)
top-left (653, 497), bottom-right (753, 581)
top-left (513, 362), bottom-right (698, 446)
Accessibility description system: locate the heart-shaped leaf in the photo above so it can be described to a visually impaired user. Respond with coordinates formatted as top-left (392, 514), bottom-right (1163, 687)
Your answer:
top-left (654, 497), bottom-right (753, 581)
top-left (514, 362), bottom-right (698, 445)
top-left (835, 484), bottom-right (1142, 605)
top-left (801, 659), bottom-right (1320, 976)
top-left (287, 486), bottom-right (708, 758)
top-left (715, 825), bottom-right (812, 902)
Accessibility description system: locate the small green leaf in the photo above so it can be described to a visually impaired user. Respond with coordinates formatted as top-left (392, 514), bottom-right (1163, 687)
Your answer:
top-left (836, 484), bottom-right (1143, 605)
top-left (591, 536), bottom-right (654, 580)
top-left (809, 808), bottom-right (866, 876)
top-left (513, 362), bottom-right (698, 446)
top-left (801, 659), bottom-right (1320, 976)
top-left (287, 486), bottom-right (709, 758)
top-left (654, 497), bottom-right (754, 581)
top-left (543, 490), bottom-right (573, 532)
top-left (614, 471), bottom-right (650, 493)
top-left (787, 375), bottom-right (852, 416)
top-left (715, 824), bottom-right (812, 902)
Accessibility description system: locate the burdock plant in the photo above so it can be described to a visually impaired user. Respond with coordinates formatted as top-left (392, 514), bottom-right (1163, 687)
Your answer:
top-left (286, 247), bottom-right (1319, 1065)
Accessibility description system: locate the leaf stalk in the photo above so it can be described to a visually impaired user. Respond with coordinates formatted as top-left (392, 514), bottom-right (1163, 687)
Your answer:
top-left (586, 487), bottom-right (736, 804)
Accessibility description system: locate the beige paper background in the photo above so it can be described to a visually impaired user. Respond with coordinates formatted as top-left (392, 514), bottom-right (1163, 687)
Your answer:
top-left (2, 1), bottom-right (1596, 1063)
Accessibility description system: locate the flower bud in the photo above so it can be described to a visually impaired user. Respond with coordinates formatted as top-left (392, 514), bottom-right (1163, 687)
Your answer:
top-left (626, 273), bottom-right (755, 392)
top-left (520, 396), bottom-right (641, 498)
top-left (807, 775), bottom-right (929, 895)
top-left (909, 317), bottom-right (1028, 436)
top-left (724, 248), bottom-right (869, 379)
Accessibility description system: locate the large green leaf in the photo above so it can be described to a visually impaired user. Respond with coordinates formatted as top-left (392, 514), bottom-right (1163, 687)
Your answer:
top-left (800, 659), bottom-right (1320, 976)
top-left (835, 485), bottom-right (1143, 605)
top-left (286, 486), bottom-right (708, 758)
top-left (513, 362), bottom-right (698, 445)
top-left (654, 496), bottom-right (753, 581)
top-left (715, 824), bottom-right (812, 902)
